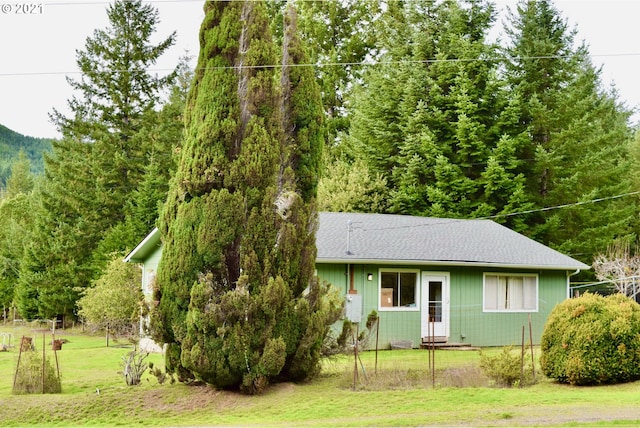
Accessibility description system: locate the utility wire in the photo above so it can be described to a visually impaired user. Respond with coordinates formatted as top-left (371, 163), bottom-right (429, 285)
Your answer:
top-left (485, 191), bottom-right (640, 220)
top-left (570, 275), bottom-right (640, 290)
top-left (3, 52), bottom-right (640, 78)
top-left (362, 191), bottom-right (640, 232)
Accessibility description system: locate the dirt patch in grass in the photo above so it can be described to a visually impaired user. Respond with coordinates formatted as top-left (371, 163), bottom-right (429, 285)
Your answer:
top-left (142, 384), bottom-right (235, 412)
top-left (483, 405), bottom-right (640, 427)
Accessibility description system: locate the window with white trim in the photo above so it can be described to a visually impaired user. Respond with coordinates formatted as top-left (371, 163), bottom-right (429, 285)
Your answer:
top-left (379, 269), bottom-right (418, 310)
top-left (484, 273), bottom-right (538, 312)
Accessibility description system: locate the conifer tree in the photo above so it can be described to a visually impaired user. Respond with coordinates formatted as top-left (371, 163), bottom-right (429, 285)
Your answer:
top-left (49, 0), bottom-right (176, 231)
top-left (0, 155), bottom-right (36, 316)
top-left (154, 2), bottom-right (340, 393)
top-left (18, 140), bottom-right (97, 318)
top-left (96, 55), bottom-right (192, 256)
top-left (503, 0), bottom-right (636, 261)
top-left (347, 0), bottom-right (531, 227)
top-left (296, 0), bottom-right (379, 145)
top-left (4, 151), bottom-right (34, 199)
top-left (18, 0), bottom-right (176, 319)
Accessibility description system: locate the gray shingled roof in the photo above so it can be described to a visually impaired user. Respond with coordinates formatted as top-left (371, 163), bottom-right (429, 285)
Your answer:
top-left (316, 212), bottom-right (590, 270)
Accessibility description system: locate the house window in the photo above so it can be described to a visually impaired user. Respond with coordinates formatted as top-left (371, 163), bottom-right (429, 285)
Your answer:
top-left (484, 273), bottom-right (538, 312)
top-left (379, 269), bottom-right (418, 310)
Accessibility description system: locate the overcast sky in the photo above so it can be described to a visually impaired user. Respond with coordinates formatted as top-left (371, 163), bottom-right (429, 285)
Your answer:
top-left (0, 0), bottom-right (639, 139)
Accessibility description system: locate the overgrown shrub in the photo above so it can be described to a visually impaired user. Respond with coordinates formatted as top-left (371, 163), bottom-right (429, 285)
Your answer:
top-left (479, 346), bottom-right (535, 387)
top-left (12, 350), bottom-right (61, 394)
top-left (148, 361), bottom-right (175, 385)
top-left (121, 350), bottom-right (149, 386)
top-left (540, 292), bottom-right (640, 385)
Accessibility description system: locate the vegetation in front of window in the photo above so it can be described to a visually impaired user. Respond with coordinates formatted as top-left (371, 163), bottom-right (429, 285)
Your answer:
top-left (540, 293), bottom-right (640, 385)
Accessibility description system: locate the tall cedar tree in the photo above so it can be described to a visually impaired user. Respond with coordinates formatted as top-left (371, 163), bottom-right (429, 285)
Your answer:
top-left (17, 0), bottom-right (176, 319)
top-left (347, 0), bottom-right (533, 229)
top-left (153, 2), bottom-right (339, 393)
top-left (503, 0), bottom-right (636, 263)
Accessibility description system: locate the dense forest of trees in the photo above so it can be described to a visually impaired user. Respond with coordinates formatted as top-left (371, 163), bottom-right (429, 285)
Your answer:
top-left (1, 0), bottom-right (639, 391)
top-left (339, 0), bottom-right (637, 263)
top-left (10, 0), bottom-right (182, 321)
top-left (0, 125), bottom-right (51, 188)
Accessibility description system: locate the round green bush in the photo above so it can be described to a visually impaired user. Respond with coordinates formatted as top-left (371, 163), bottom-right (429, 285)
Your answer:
top-left (540, 292), bottom-right (640, 385)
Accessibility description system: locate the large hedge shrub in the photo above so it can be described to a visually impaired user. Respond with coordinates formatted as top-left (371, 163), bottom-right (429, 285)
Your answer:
top-left (540, 293), bottom-right (640, 385)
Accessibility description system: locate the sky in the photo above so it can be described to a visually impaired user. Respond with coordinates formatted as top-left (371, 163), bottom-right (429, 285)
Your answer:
top-left (0, 0), bottom-right (639, 139)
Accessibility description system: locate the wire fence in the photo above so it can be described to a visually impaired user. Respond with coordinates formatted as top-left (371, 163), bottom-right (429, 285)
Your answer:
top-left (570, 276), bottom-right (640, 303)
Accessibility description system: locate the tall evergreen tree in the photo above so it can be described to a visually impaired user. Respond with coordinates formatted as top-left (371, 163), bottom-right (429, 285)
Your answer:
top-left (264, 0), bottom-right (379, 147)
top-left (0, 155), bottom-right (37, 317)
top-left (96, 55), bottom-right (193, 256)
top-left (18, 140), bottom-right (97, 318)
top-left (347, 0), bottom-right (532, 227)
top-left (296, 0), bottom-right (379, 146)
top-left (50, 0), bottom-right (176, 229)
top-left (503, 0), bottom-right (636, 262)
top-left (153, 2), bottom-right (340, 393)
top-left (18, 0), bottom-right (176, 319)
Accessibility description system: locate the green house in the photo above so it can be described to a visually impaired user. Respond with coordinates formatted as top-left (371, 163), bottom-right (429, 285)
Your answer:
top-left (125, 212), bottom-right (588, 351)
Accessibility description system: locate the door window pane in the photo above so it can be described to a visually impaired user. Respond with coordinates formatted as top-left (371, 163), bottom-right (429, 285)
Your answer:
top-left (428, 281), bottom-right (442, 322)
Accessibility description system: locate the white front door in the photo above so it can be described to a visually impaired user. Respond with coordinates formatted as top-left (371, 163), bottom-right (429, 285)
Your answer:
top-left (421, 272), bottom-right (449, 340)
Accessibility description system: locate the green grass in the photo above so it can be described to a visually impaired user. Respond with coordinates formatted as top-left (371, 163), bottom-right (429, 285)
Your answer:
top-left (1, 325), bottom-right (640, 426)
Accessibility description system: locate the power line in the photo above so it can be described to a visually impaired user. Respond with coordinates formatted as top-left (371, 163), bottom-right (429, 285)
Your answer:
top-left (570, 275), bottom-right (640, 290)
top-left (2, 52), bottom-right (640, 78)
top-left (485, 191), bottom-right (640, 220)
top-left (26, 0), bottom-right (202, 5)
top-left (363, 191), bottom-right (640, 232)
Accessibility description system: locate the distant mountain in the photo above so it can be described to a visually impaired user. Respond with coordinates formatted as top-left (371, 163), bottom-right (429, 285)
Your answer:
top-left (0, 124), bottom-right (53, 187)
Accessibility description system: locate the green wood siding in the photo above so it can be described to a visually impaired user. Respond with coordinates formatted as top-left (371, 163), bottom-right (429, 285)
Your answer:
top-left (137, 253), bottom-right (570, 348)
top-left (142, 246), bottom-right (162, 298)
top-left (449, 267), bottom-right (567, 347)
top-left (316, 263), bottom-right (570, 348)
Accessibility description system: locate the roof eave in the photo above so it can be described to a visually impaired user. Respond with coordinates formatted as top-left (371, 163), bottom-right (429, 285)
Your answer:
top-left (123, 227), bottom-right (160, 263)
top-left (316, 257), bottom-right (590, 271)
